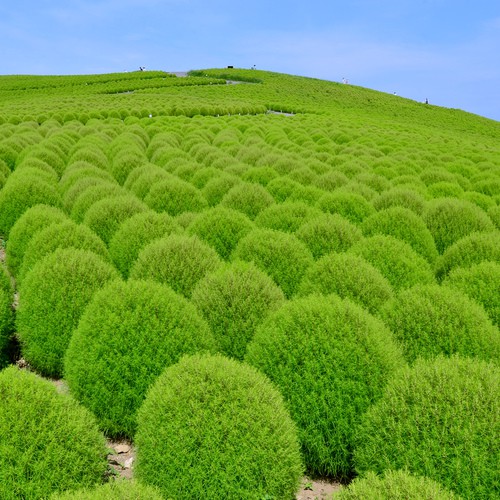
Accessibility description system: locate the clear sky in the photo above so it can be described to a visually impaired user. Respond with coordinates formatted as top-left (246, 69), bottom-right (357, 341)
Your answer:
top-left (1, 1), bottom-right (499, 121)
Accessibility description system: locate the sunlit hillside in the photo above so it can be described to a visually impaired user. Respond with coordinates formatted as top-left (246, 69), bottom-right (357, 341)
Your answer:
top-left (0, 68), bottom-right (498, 500)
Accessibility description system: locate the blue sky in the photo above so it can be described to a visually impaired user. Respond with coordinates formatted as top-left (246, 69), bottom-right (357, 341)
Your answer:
top-left (1, 1), bottom-right (499, 121)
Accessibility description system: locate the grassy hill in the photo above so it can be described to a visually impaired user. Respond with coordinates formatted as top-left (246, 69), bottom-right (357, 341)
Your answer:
top-left (0, 68), bottom-right (499, 499)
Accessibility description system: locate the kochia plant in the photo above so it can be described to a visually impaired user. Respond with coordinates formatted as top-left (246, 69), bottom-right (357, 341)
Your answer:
top-left (135, 354), bottom-right (304, 499)
top-left (0, 366), bottom-right (107, 500)
top-left (245, 295), bottom-right (405, 479)
top-left (64, 279), bottom-right (218, 438)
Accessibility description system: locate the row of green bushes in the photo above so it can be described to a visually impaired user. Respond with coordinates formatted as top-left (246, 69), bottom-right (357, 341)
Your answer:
top-left (2, 345), bottom-right (497, 498)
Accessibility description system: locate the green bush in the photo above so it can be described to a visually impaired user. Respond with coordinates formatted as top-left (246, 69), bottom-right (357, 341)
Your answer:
top-left (461, 190), bottom-right (497, 212)
top-left (241, 165), bottom-right (279, 186)
top-left (336, 470), bottom-right (461, 499)
top-left (354, 356), bottom-right (499, 499)
top-left (123, 164), bottom-right (169, 199)
top-left (135, 354), bottom-right (304, 500)
top-left (186, 206), bottom-right (254, 260)
top-left (232, 228), bottom-right (314, 298)
top-left (0, 366), bottom-right (107, 500)
top-left (62, 177), bottom-right (119, 213)
top-left (110, 148), bottom-right (148, 185)
top-left (348, 235), bottom-right (435, 291)
top-left (70, 182), bottom-right (127, 222)
top-left (297, 253), bottom-right (393, 314)
top-left (191, 261), bottom-right (285, 360)
top-left (422, 198), bottom-right (495, 254)
top-left (15, 158), bottom-right (59, 183)
top-left (435, 231), bottom-right (500, 279)
top-left (64, 279), bottom-right (217, 438)
top-left (50, 481), bottom-right (164, 500)
top-left (82, 194), bottom-right (149, 245)
top-left (381, 284), bottom-right (499, 363)
top-left (59, 161), bottom-right (115, 194)
top-left (361, 207), bottom-right (438, 263)
top-left (312, 170), bottom-right (349, 191)
top-left (442, 261), bottom-right (500, 327)
top-left (266, 176), bottom-right (305, 203)
top-left (18, 220), bottom-right (110, 283)
top-left (372, 187), bottom-right (425, 215)
top-left (316, 190), bottom-right (375, 224)
top-left (254, 201), bottom-right (322, 233)
top-left (17, 248), bottom-right (119, 377)
top-left (108, 210), bottom-right (182, 277)
top-left (5, 204), bottom-right (68, 276)
top-left (487, 205), bottom-right (500, 230)
top-left (0, 173), bottom-right (62, 237)
top-left (0, 266), bottom-right (14, 368)
top-left (220, 181), bottom-right (275, 219)
top-left (144, 176), bottom-right (208, 216)
top-left (295, 212), bottom-right (363, 259)
top-left (130, 234), bottom-right (222, 298)
top-left (202, 172), bottom-right (241, 206)
top-left (245, 295), bottom-right (405, 478)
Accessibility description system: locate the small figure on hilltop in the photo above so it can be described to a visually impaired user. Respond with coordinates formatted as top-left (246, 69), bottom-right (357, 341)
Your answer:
top-left (425, 98), bottom-right (429, 104)
top-left (139, 66), bottom-right (145, 72)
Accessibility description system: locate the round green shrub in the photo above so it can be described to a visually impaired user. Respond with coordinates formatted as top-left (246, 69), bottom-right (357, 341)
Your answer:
top-left (297, 253), bottom-right (394, 314)
top-left (336, 470), bottom-right (461, 500)
top-left (241, 165), bottom-right (279, 186)
top-left (0, 266), bottom-right (14, 368)
top-left (17, 248), bottom-right (119, 377)
top-left (64, 279), bottom-right (217, 438)
top-left (422, 198), bottom-right (495, 254)
top-left (108, 210), bottom-right (181, 277)
top-left (435, 231), bottom-right (500, 279)
top-left (202, 172), bottom-right (241, 206)
top-left (295, 212), bottom-right (363, 259)
top-left (110, 148), bottom-right (148, 185)
top-left (461, 190), bottom-right (497, 212)
top-left (266, 176), bottom-right (305, 203)
top-left (361, 206), bottom-right (438, 263)
top-left (187, 206), bottom-right (254, 260)
top-left (59, 161), bottom-right (115, 194)
top-left (316, 190), bottom-right (375, 224)
top-left (50, 480), bottom-right (164, 500)
top-left (348, 235), bottom-right (435, 291)
top-left (254, 201), bottom-right (322, 233)
top-left (312, 170), bottom-right (350, 191)
top-left (5, 204), bottom-right (68, 276)
top-left (130, 234), bottom-right (222, 298)
top-left (15, 158), bottom-right (59, 184)
top-left (82, 194), bottom-right (149, 245)
top-left (487, 205), bottom-right (500, 230)
top-left (354, 356), bottom-right (499, 499)
top-left (220, 181), bottom-right (275, 219)
top-left (381, 284), bottom-right (499, 363)
top-left (123, 164), bottom-right (169, 199)
top-left (0, 174), bottom-right (62, 237)
top-left (245, 295), bottom-right (405, 478)
top-left (135, 354), bottom-right (304, 500)
top-left (427, 181), bottom-right (465, 199)
top-left (191, 261), bottom-right (285, 360)
top-left (144, 176), bottom-right (208, 216)
top-left (372, 187), bottom-right (426, 215)
top-left (70, 182), bottom-right (127, 222)
top-left (0, 366), bottom-right (107, 500)
top-left (442, 261), bottom-right (500, 327)
top-left (18, 220), bottom-right (110, 283)
top-left (232, 228), bottom-right (314, 298)
top-left (62, 177), bottom-right (119, 213)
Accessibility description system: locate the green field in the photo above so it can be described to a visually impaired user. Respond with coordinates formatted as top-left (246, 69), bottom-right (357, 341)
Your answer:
top-left (0, 68), bottom-right (499, 499)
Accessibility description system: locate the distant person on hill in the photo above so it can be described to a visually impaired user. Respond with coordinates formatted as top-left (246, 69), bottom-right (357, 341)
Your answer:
top-left (425, 98), bottom-right (429, 104)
